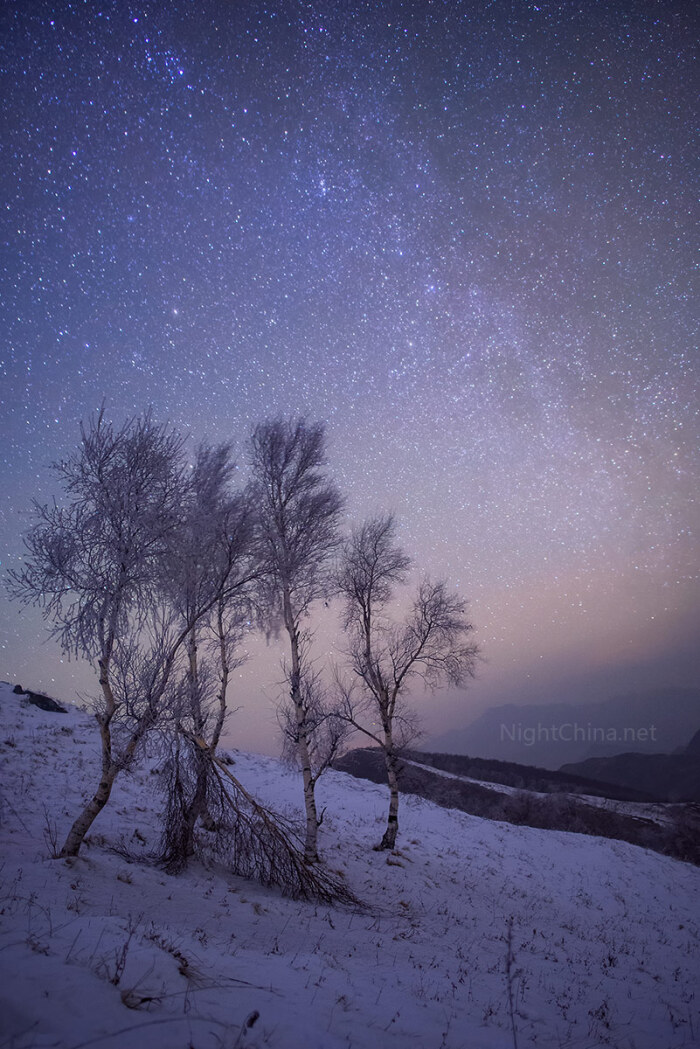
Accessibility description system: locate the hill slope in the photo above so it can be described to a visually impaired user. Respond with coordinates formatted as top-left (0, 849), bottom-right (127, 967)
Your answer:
top-left (1, 682), bottom-right (699, 1049)
top-left (334, 747), bottom-right (700, 864)
top-left (403, 747), bottom-right (656, 800)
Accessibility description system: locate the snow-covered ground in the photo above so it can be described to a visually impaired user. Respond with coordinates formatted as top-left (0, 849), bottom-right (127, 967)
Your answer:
top-left (1, 681), bottom-right (698, 1049)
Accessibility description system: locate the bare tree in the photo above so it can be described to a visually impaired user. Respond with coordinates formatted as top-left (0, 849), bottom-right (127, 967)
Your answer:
top-left (159, 443), bottom-right (258, 870)
top-left (249, 418), bottom-right (344, 862)
top-left (8, 408), bottom-right (192, 856)
top-left (336, 513), bottom-right (479, 850)
top-left (8, 410), bottom-right (359, 903)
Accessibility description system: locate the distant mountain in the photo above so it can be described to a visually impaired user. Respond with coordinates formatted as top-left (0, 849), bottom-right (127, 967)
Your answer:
top-left (424, 687), bottom-right (700, 768)
top-left (560, 729), bottom-right (700, 802)
top-left (686, 728), bottom-right (700, 757)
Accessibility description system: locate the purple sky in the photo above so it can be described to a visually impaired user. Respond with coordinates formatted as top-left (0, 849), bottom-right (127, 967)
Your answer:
top-left (1, 0), bottom-right (697, 753)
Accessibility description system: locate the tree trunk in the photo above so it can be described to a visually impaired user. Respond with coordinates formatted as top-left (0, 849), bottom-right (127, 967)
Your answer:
top-left (283, 589), bottom-right (319, 863)
top-left (210, 600), bottom-right (229, 752)
top-left (60, 712), bottom-right (151, 857)
top-left (379, 748), bottom-right (400, 851)
top-left (196, 605), bottom-right (230, 835)
top-left (60, 649), bottom-right (118, 857)
top-left (60, 760), bottom-right (119, 857)
top-left (182, 741), bottom-right (211, 853)
top-left (182, 626), bottom-right (212, 850)
top-left (296, 700), bottom-right (320, 863)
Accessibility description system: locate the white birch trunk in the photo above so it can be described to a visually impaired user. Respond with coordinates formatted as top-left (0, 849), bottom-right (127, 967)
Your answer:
top-left (283, 589), bottom-right (319, 863)
top-left (379, 726), bottom-right (400, 850)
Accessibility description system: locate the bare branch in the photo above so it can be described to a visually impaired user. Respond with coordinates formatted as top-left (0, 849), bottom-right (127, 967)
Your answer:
top-left (278, 665), bottom-right (351, 786)
top-left (162, 733), bottom-right (361, 906)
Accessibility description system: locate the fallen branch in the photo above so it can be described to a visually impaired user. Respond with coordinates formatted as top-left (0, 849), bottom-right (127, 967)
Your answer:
top-left (167, 733), bottom-right (361, 907)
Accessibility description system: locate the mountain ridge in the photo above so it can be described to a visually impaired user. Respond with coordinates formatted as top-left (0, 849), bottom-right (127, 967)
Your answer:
top-left (425, 686), bottom-right (699, 767)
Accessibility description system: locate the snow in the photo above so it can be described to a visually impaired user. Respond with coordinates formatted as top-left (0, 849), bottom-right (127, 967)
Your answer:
top-left (404, 757), bottom-right (529, 795)
top-left (1, 681), bottom-right (698, 1049)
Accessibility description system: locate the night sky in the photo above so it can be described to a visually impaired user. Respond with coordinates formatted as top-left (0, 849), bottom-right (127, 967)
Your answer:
top-left (1, 0), bottom-right (697, 752)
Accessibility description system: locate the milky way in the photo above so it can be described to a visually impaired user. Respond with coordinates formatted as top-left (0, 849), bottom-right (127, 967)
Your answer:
top-left (1, 1), bottom-right (697, 747)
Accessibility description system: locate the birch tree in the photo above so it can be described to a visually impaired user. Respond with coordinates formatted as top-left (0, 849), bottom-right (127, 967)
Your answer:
top-left (8, 409), bottom-right (190, 857)
top-left (250, 418), bottom-right (344, 863)
top-left (336, 513), bottom-right (479, 850)
top-left (160, 443), bottom-right (258, 870)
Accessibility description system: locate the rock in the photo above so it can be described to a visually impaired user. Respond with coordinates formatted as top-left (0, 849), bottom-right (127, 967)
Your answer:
top-left (16, 687), bottom-right (68, 713)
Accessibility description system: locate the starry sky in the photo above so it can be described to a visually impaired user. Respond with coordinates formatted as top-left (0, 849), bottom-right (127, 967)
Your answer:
top-left (1, 0), bottom-right (697, 753)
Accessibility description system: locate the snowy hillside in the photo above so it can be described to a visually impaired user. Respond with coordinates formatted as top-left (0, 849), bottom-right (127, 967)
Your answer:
top-left (1, 681), bottom-right (698, 1049)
